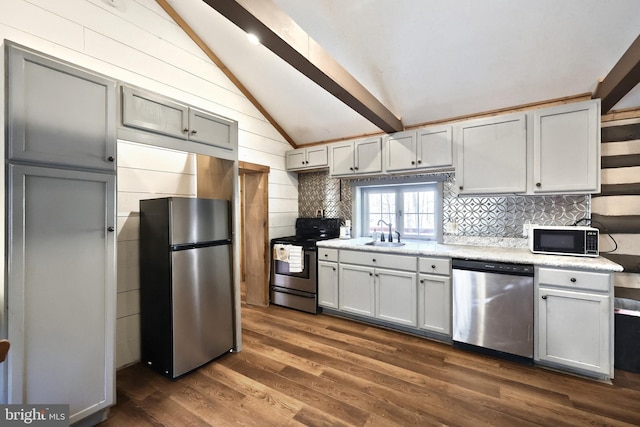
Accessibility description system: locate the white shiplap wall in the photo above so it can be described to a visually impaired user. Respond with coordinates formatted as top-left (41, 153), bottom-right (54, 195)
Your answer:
top-left (116, 141), bottom-right (197, 367)
top-left (0, 0), bottom-right (299, 368)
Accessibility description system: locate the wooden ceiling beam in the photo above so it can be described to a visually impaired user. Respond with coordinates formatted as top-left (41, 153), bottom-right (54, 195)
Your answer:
top-left (595, 34), bottom-right (640, 113)
top-left (155, 0), bottom-right (298, 148)
top-left (203, 0), bottom-right (404, 134)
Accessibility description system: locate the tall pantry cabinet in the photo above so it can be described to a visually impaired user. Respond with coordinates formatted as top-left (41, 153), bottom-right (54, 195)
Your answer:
top-left (4, 43), bottom-right (116, 425)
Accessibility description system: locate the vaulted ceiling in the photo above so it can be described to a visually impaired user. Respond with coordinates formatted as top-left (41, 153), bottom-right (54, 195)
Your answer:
top-left (163, 0), bottom-right (640, 147)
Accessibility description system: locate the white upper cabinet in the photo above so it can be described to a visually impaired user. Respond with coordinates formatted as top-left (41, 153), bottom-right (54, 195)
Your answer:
top-left (7, 45), bottom-right (117, 171)
top-left (330, 137), bottom-right (382, 177)
top-left (532, 100), bottom-right (600, 194)
top-left (121, 85), bottom-right (235, 152)
top-left (385, 126), bottom-right (453, 173)
top-left (455, 112), bottom-right (528, 195)
top-left (286, 146), bottom-right (328, 171)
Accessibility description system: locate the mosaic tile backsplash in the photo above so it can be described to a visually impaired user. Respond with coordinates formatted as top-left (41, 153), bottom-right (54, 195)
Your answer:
top-left (298, 171), bottom-right (589, 241)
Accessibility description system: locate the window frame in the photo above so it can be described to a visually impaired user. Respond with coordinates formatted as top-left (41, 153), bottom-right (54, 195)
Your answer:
top-left (352, 177), bottom-right (444, 242)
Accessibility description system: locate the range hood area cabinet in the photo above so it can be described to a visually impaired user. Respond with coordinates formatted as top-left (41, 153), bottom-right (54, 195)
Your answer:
top-left (384, 126), bottom-right (454, 173)
top-left (5, 43), bottom-right (116, 425)
top-left (455, 99), bottom-right (601, 196)
top-left (120, 84), bottom-right (236, 153)
top-left (286, 145), bottom-right (328, 171)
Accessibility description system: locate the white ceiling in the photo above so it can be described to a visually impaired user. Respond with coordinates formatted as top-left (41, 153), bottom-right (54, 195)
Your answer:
top-left (167, 0), bottom-right (640, 146)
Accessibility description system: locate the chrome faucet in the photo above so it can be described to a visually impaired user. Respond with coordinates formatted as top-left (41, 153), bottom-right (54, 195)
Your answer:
top-left (377, 219), bottom-right (393, 242)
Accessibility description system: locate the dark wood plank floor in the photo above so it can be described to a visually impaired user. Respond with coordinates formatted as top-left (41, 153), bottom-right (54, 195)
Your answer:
top-left (102, 301), bottom-right (640, 426)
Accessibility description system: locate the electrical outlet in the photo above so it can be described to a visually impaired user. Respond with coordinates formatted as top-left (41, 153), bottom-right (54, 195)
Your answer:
top-left (445, 222), bottom-right (458, 235)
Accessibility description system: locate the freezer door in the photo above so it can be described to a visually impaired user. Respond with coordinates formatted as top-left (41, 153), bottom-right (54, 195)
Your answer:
top-left (170, 198), bottom-right (230, 244)
top-left (171, 244), bottom-right (233, 377)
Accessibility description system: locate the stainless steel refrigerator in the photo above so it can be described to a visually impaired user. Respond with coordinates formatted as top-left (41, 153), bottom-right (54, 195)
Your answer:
top-left (139, 197), bottom-right (234, 379)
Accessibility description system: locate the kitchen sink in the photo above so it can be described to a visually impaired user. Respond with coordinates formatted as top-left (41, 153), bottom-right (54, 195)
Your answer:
top-left (364, 241), bottom-right (406, 247)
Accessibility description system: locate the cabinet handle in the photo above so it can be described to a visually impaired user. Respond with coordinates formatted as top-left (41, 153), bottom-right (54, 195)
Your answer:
top-left (536, 182), bottom-right (542, 187)
top-left (183, 128), bottom-right (189, 133)
top-left (570, 277), bottom-right (577, 283)
top-left (107, 156), bottom-right (115, 162)
top-left (107, 226), bottom-right (115, 232)
top-left (541, 295), bottom-right (547, 299)
top-left (191, 129), bottom-right (198, 135)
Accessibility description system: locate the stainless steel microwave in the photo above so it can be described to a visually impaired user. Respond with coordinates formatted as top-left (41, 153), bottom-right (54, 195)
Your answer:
top-left (529, 226), bottom-right (599, 257)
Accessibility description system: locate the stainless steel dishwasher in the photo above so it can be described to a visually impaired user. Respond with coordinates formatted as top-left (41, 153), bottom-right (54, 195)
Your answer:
top-left (452, 259), bottom-right (534, 361)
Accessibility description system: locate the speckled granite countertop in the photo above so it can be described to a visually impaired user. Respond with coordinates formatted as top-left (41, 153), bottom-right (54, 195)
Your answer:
top-left (317, 237), bottom-right (623, 272)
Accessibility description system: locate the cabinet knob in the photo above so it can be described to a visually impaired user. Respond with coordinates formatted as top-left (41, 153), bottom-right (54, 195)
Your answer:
top-left (417, 159), bottom-right (422, 164)
top-left (191, 129), bottom-right (198, 135)
top-left (570, 277), bottom-right (577, 283)
top-left (459, 186), bottom-right (464, 190)
top-left (349, 167), bottom-right (354, 171)
top-left (183, 128), bottom-right (189, 133)
top-left (541, 295), bottom-right (547, 299)
top-left (332, 267), bottom-right (336, 271)
top-left (354, 166), bottom-right (359, 171)
top-left (431, 265), bottom-right (436, 269)
top-left (375, 273), bottom-right (379, 277)
top-left (419, 279), bottom-right (424, 284)
top-left (107, 226), bottom-right (115, 232)
top-left (411, 161), bottom-right (416, 165)
top-left (107, 156), bottom-right (115, 162)
top-left (305, 161), bottom-right (309, 164)
top-left (369, 272), bottom-right (373, 276)
top-left (372, 259), bottom-right (376, 262)
top-left (324, 254), bottom-right (328, 257)
top-left (536, 182), bottom-right (542, 187)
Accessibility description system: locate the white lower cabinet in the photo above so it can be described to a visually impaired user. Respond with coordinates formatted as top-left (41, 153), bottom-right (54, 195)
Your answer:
top-left (376, 269), bottom-right (417, 327)
top-left (318, 260), bottom-right (339, 309)
top-left (339, 264), bottom-right (375, 317)
top-left (418, 274), bottom-right (451, 335)
top-left (535, 267), bottom-right (613, 377)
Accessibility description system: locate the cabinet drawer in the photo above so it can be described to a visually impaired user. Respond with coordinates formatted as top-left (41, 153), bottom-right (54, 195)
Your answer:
top-left (418, 257), bottom-right (451, 275)
top-left (537, 267), bottom-right (611, 292)
top-left (318, 248), bottom-right (338, 262)
top-left (339, 250), bottom-right (416, 271)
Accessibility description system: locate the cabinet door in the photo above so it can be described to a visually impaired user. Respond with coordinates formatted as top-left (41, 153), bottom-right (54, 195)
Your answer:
top-left (305, 146), bottom-right (328, 168)
top-left (417, 126), bottom-right (453, 169)
top-left (330, 142), bottom-right (356, 176)
top-left (532, 100), bottom-right (600, 194)
top-left (355, 137), bottom-right (383, 174)
top-left (6, 45), bottom-right (116, 171)
top-left (456, 113), bottom-right (527, 194)
top-left (121, 85), bottom-right (189, 139)
top-left (339, 264), bottom-right (375, 317)
top-left (7, 165), bottom-right (116, 422)
top-left (385, 131), bottom-right (416, 172)
top-left (286, 149), bottom-right (307, 170)
top-left (376, 269), bottom-right (417, 327)
top-left (418, 274), bottom-right (451, 335)
top-left (537, 287), bottom-right (610, 375)
top-left (188, 108), bottom-right (233, 151)
top-left (318, 261), bottom-right (339, 309)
